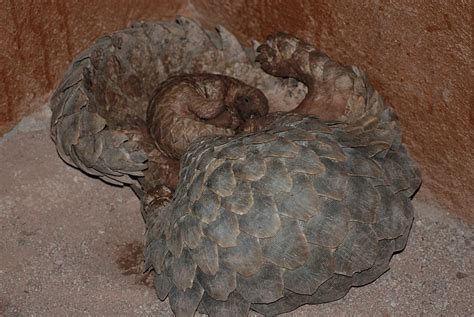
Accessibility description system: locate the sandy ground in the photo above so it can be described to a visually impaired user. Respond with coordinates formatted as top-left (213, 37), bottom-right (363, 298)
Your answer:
top-left (0, 107), bottom-right (472, 316)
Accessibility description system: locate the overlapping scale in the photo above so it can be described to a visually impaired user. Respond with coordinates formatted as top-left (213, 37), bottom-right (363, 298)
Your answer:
top-left (232, 153), bottom-right (266, 181)
top-left (189, 237), bottom-right (219, 276)
top-left (275, 173), bottom-right (321, 221)
top-left (197, 265), bottom-right (237, 301)
top-left (168, 249), bottom-right (197, 290)
top-left (304, 199), bottom-right (350, 248)
top-left (221, 181), bottom-right (254, 215)
top-left (312, 158), bottom-right (349, 200)
top-left (238, 191), bottom-right (281, 238)
top-left (334, 222), bottom-right (379, 276)
top-left (236, 262), bottom-right (284, 303)
top-left (199, 292), bottom-right (250, 317)
top-left (261, 216), bottom-right (310, 270)
top-left (251, 158), bottom-right (292, 195)
top-left (204, 209), bottom-right (240, 248)
top-left (346, 177), bottom-right (380, 223)
top-left (168, 279), bottom-right (204, 317)
top-left (219, 232), bottom-right (264, 277)
top-left (283, 244), bottom-right (335, 294)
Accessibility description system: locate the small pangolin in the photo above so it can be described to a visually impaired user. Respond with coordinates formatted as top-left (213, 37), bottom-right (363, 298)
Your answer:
top-left (147, 74), bottom-right (269, 160)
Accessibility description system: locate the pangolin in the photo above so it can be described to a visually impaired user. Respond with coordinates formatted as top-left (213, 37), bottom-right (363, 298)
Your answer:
top-left (147, 74), bottom-right (268, 159)
top-left (50, 18), bottom-right (421, 317)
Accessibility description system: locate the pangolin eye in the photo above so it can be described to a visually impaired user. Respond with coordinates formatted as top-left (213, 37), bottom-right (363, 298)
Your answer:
top-left (243, 97), bottom-right (250, 103)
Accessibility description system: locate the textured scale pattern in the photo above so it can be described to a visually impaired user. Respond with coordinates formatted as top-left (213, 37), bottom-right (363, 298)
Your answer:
top-left (50, 17), bottom-right (421, 317)
top-left (145, 113), bottom-right (420, 316)
top-left (50, 17), bottom-right (305, 188)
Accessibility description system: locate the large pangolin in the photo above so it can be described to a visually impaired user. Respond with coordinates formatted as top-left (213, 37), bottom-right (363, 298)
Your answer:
top-left (50, 18), bottom-right (421, 316)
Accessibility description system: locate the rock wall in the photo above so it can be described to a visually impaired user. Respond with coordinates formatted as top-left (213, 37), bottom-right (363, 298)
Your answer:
top-left (0, 0), bottom-right (185, 134)
top-left (0, 0), bottom-right (472, 222)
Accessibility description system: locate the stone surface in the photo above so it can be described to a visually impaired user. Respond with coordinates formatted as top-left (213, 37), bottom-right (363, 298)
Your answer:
top-left (0, 0), bottom-right (185, 135)
top-left (0, 109), bottom-right (472, 315)
top-left (191, 0), bottom-right (473, 223)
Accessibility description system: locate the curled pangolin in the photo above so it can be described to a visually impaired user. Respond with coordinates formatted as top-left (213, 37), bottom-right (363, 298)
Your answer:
top-left (50, 17), bottom-right (421, 317)
top-left (147, 74), bottom-right (268, 159)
